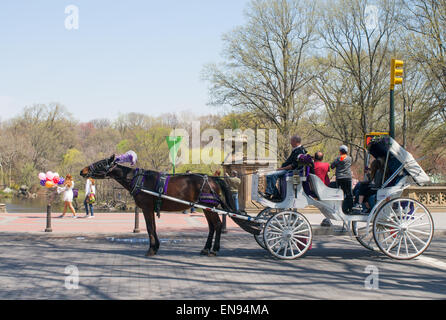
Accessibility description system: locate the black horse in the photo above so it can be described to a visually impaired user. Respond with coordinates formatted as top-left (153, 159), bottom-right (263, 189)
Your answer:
top-left (80, 154), bottom-right (260, 257)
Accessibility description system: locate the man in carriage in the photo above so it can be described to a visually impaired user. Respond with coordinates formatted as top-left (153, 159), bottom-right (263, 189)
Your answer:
top-left (262, 135), bottom-right (307, 201)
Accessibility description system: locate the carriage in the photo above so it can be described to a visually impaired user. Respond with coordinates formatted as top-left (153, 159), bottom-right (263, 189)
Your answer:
top-left (250, 136), bottom-right (434, 260)
top-left (82, 137), bottom-right (434, 260)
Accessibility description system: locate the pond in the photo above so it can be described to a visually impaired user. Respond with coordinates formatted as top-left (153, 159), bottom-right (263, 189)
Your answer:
top-left (0, 196), bottom-right (127, 213)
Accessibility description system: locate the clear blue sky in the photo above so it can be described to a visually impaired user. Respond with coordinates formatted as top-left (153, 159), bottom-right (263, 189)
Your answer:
top-left (0, 0), bottom-right (250, 121)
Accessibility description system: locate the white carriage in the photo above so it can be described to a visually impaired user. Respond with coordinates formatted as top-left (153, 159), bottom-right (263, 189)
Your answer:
top-left (251, 137), bottom-right (434, 260)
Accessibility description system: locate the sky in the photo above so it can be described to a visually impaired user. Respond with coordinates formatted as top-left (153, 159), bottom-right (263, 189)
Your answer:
top-left (0, 0), bottom-right (250, 122)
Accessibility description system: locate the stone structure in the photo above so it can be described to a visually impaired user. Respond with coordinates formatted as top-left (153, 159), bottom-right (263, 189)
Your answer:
top-left (221, 133), bottom-right (276, 211)
top-left (403, 186), bottom-right (446, 211)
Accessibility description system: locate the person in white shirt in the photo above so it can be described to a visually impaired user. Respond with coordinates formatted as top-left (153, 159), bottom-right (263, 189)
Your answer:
top-left (57, 174), bottom-right (77, 218)
top-left (84, 177), bottom-right (96, 218)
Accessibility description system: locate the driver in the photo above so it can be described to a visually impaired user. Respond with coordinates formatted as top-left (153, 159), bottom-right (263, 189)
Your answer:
top-left (262, 135), bottom-right (307, 200)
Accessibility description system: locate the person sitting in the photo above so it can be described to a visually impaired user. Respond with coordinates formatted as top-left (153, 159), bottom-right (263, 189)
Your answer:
top-left (352, 159), bottom-right (384, 214)
top-left (331, 145), bottom-right (353, 214)
top-left (313, 151), bottom-right (330, 186)
top-left (263, 135), bottom-right (307, 200)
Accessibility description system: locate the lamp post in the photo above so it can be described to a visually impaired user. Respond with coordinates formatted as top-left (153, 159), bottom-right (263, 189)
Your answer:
top-left (133, 206), bottom-right (140, 233)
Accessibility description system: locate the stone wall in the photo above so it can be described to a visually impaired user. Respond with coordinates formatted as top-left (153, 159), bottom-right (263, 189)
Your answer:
top-left (403, 186), bottom-right (446, 211)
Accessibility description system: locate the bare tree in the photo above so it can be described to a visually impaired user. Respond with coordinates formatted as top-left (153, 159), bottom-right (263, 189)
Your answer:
top-left (311, 0), bottom-right (399, 160)
top-left (203, 0), bottom-right (318, 159)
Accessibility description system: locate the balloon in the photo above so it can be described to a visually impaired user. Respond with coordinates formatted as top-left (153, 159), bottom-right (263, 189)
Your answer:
top-left (45, 180), bottom-right (55, 188)
top-left (54, 172), bottom-right (59, 178)
top-left (53, 176), bottom-right (60, 184)
top-left (40, 180), bottom-right (46, 186)
top-left (58, 177), bottom-right (65, 185)
top-left (46, 171), bottom-right (54, 180)
top-left (38, 172), bottom-right (46, 180)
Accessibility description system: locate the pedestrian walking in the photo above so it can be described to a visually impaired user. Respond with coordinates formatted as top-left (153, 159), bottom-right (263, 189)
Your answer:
top-left (57, 174), bottom-right (77, 218)
top-left (84, 177), bottom-right (96, 218)
top-left (225, 170), bottom-right (241, 212)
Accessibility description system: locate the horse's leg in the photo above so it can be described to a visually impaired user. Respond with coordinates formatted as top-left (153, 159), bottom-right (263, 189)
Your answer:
top-left (201, 210), bottom-right (215, 255)
top-left (210, 213), bottom-right (223, 256)
top-left (142, 207), bottom-right (158, 256)
top-left (151, 213), bottom-right (160, 254)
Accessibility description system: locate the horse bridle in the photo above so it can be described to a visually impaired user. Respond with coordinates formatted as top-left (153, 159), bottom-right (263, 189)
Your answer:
top-left (87, 159), bottom-right (117, 178)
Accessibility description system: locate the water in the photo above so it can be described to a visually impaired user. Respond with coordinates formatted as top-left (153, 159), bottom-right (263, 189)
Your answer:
top-left (2, 197), bottom-right (55, 213)
top-left (1, 197), bottom-right (125, 213)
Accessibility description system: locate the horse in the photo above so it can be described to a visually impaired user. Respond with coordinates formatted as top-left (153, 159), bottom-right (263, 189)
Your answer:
top-left (80, 154), bottom-right (260, 257)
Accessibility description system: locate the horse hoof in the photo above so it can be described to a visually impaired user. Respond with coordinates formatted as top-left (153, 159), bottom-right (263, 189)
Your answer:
top-left (208, 251), bottom-right (217, 257)
top-left (200, 249), bottom-right (210, 255)
top-left (145, 249), bottom-right (157, 257)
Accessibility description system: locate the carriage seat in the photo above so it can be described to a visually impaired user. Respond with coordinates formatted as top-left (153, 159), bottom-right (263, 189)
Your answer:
top-left (308, 174), bottom-right (344, 201)
top-left (275, 171), bottom-right (294, 202)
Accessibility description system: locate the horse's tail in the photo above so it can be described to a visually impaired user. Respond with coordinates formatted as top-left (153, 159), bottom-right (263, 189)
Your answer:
top-left (211, 177), bottom-right (261, 236)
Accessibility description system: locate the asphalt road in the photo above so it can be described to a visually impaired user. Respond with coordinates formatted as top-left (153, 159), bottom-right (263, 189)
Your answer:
top-left (0, 232), bottom-right (445, 300)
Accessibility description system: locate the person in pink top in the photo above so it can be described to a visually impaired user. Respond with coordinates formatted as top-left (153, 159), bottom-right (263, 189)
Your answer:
top-left (313, 151), bottom-right (330, 186)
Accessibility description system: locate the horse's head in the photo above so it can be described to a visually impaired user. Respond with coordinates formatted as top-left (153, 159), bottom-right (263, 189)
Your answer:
top-left (80, 154), bottom-right (117, 179)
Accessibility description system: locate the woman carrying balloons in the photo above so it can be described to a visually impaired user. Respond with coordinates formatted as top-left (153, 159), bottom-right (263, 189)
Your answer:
top-left (57, 174), bottom-right (77, 218)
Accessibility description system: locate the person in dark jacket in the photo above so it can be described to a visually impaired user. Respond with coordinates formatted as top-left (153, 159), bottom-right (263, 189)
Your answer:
top-left (264, 135), bottom-right (307, 200)
top-left (331, 145), bottom-right (353, 214)
top-left (352, 159), bottom-right (384, 213)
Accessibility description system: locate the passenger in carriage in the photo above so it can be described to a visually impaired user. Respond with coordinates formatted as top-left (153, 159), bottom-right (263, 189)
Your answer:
top-left (352, 159), bottom-right (384, 214)
top-left (331, 145), bottom-right (353, 214)
top-left (262, 135), bottom-right (307, 201)
top-left (313, 151), bottom-right (330, 186)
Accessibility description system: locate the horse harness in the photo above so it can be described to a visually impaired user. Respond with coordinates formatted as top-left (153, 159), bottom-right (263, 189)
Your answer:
top-left (130, 170), bottom-right (223, 218)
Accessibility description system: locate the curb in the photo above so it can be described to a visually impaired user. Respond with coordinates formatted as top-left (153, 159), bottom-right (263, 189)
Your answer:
top-left (1, 226), bottom-right (445, 238)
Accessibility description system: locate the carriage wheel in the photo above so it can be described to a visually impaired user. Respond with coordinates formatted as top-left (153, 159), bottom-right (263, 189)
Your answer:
top-left (263, 210), bottom-right (312, 259)
top-left (254, 208), bottom-right (278, 250)
top-left (352, 221), bottom-right (377, 251)
top-left (373, 198), bottom-right (434, 260)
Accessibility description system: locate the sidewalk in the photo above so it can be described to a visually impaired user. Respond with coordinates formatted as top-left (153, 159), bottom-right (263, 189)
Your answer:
top-left (0, 210), bottom-right (445, 235)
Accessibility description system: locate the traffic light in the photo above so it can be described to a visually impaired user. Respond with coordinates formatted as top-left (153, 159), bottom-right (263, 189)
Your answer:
top-left (365, 132), bottom-right (389, 148)
top-left (390, 58), bottom-right (404, 89)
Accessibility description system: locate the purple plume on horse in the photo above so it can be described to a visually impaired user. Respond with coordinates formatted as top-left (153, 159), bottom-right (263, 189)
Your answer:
top-left (298, 153), bottom-right (313, 165)
top-left (115, 150), bottom-right (138, 166)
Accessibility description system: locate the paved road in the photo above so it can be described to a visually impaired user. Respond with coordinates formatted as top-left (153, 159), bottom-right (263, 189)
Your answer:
top-left (0, 231), bottom-right (445, 300)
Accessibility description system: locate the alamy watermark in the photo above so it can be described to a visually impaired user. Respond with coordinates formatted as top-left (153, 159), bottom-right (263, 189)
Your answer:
top-left (168, 121), bottom-right (278, 165)
top-left (65, 265), bottom-right (79, 289)
top-left (65, 5), bottom-right (79, 30)
top-left (365, 4), bottom-right (378, 30)
top-left (364, 265), bottom-right (379, 290)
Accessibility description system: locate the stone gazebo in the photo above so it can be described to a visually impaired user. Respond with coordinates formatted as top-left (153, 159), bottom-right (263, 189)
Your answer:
top-left (221, 133), bottom-right (276, 212)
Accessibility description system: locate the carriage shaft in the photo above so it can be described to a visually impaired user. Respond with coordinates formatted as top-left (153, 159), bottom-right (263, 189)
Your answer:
top-left (139, 189), bottom-right (267, 224)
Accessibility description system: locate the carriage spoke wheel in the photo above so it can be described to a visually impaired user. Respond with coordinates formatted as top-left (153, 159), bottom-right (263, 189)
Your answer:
top-left (352, 220), bottom-right (377, 251)
top-left (373, 198), bottom-right (434, 260)
top-left (263, 210), bottom-right (312, 259)
top-left (254, 208), bottom-right (278, 250)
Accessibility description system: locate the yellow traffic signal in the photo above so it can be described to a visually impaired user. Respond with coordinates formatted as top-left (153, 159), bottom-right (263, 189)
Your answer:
top-left (390, 58), bottom-right (404, 89)
top-left (365, 132), bottom-right (389, 148)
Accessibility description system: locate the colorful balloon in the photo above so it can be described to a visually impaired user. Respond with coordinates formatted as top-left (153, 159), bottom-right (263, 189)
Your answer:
top-left (38, 172), bottom-right (46, 180)
top-left (45, 180), bottom-right (55, 188)
top-left (53, 176), bottom-right (60, 184)
top-left (58, 177), bottom-right (65, 185)
top-left (46, 171), bottom-right (54, 180)
top-left (40, 179), bottom-right (46, 186)
top-left (54, 172), bottom-right (59, 178)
